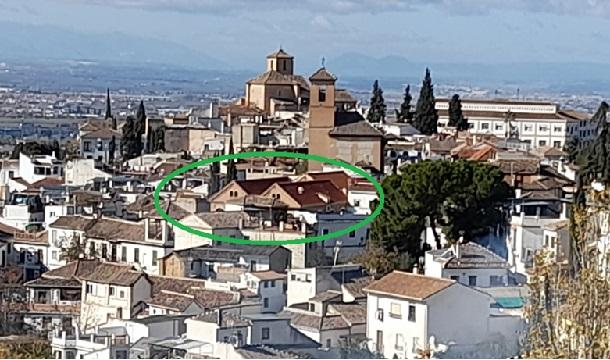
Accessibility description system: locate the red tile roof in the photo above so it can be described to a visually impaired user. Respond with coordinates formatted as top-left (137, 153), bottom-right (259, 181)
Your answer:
top-left (275, 180), bottom-right (348, 208)
top-left (236, 177), bottom-right (291, 195)
top-left (304, 171), bottom-right (349, 192)
top-left (364, 271), bottom-right (454, 301)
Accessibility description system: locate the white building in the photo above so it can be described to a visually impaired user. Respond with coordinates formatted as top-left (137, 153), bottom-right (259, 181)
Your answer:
top-left (425, 242), bottom-right (510, 287)
top-left (365, 271), bottom-right (521, 359)
top-left (435, 99), bottom-right (595, 149)
top-left (316, 212), bottom-right (369, 263)
top-left (79, 128), bottom-right (122, 166)
top-left (18, 152), bottom-right (63, 185)
top-left (242, 271), bottom-right (287, 313)
top-left (50, 327), bottom-right (130, 359)
top-left (64, 159), bottom-right (112, 187)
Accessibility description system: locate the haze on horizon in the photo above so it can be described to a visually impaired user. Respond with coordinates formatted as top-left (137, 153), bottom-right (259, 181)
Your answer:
top-left (1, 0), bottom-right (610, 84)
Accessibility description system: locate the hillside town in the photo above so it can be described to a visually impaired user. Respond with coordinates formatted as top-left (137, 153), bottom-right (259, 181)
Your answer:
top-left (0, 47), bottom-right (608, 359)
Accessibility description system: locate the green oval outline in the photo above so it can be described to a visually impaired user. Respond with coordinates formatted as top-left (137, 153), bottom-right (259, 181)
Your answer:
top-left (153, 151), bottom-right (385, 246)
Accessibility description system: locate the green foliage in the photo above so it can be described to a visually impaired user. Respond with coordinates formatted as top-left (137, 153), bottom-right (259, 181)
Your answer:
top-left (563, 136), bottom-right (579, 163)
top-left (0, 339), bottom-right (52, 359)
top-left (150, 127), bottom-right (165, 153)
top-left (226, 138), bottom-right (237, 182)
top-left (395, 84), bottom-right (413, 123)
top-left (370, 160), bottom-right (512, 260)
top-left (579, 101), bottom-right (610, 186)
top-left (448, 94), bottom-right (468, 131)
top-left (366, 80), bottom-right (386, 123)
top-left (209, 151), bottom-right (221, 195)
top-left (352, 245), bottom-right (401, 276)
top-left (11, 141), bottom-right (63, 160)
top-left (413, 68), bottom-right (438, 135)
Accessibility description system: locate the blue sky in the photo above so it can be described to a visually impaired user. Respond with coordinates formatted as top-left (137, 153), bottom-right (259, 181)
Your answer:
top-left (2, 0), bottom-right (610, 70)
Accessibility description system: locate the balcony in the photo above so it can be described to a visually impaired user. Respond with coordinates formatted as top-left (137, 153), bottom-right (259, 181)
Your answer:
top-left (29, 302), bottom-right (80, 314)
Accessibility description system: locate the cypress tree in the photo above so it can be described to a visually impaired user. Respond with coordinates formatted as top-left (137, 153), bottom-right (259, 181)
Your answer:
top-left (135, 101), bottom-right (146, 155)
top-left (226, 138), bottom-right (237, 182)
top-left (395, 85), bottom-right (413, 123)
top-left (122, 116), bottom-right (140, 161)
top-left (448, 94), bottom-right (468, 131)
top-left (366, 80), bottom-right (386, 123)
top-left (413, 68), bottom-right (438, 135)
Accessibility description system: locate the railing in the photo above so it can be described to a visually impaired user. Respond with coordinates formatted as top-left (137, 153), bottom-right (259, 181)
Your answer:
top-left (29, 303), bottom-right (80, 314)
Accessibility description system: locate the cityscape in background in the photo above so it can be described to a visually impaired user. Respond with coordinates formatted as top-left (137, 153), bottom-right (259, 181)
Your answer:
top-left (1, 1), bottom-right (610, 359)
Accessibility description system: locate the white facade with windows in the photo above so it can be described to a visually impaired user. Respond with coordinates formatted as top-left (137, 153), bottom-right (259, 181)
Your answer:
top-left (316, 213), bottom-right (369, 262)
top-left (435, 99), bottom-right (595, 149)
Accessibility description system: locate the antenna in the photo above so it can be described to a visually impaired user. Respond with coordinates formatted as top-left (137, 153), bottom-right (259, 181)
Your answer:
top-left (321, 56), bottom-right (326, 68)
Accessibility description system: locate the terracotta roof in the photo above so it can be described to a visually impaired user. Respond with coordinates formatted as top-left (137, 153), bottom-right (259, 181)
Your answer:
top-left (530, 146), bottom-right (566, 158)
top-left (191, 288), bottom-right (239, 309)
top-left (81, 128), bottom-right (122, 139)
top-left (436, 98), bottom-right (556, 106)
top-left (342, 277), bottom-right (374, 299)
top-left (267, 49), bottom-right (293, 59)
top-left (25, 276), bottom-right (81, 288)
top-left (27, 177), bottom-right (64, 189)
top-left (79, 262), bottom-right (144, 286)
top-left (271, 180), bottom-right (347, 208)
top-left (303, 171), bottom-right (349, 192)
top-left (309, 290), bottom-right (342, 303)
top-left (149, 275), bottom-right (207, 294)
top-left (309, 67), bottom-right (337, 82)
top-left (493, 159), bottom-right (539, 175)
top-left (147, 292), bottom-right (196, 312)
top-left (329, 121), bottom-right (383, 137)
top-left (287, 312), bottom-right (349, 331)
top-left (50, 216), bottom-right (94, 231)
top-left (330, 303), bottom-right (366, 326)
top-left (251, 271), bottom-right (287, 281)
top-left (42, 259), bottom-right (102, 280)
top-left (335, 89), bottom-right (357, 103)
top-left (127, 196), bottom-right (191, 220)
top-left (364, 271), bottom-right (454, 301)
top-left (247, 71), bottom-right (308, 88)
top-left (86, 219), bottom-right (144, 242)
top-left (236, 177), bottom-right (291, 195)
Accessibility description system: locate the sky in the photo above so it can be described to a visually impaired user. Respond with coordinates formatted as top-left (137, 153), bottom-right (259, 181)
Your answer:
top-left (2, 0), bottom-right (610, 71)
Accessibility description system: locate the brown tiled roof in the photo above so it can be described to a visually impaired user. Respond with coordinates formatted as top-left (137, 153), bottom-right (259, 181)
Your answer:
top-left (303, 171), bottom-right (349, 192)
top-left (364, 271), bottom-right (454, 301)
top-left (273, 180), bottom-right (347, 208)
top-left (127, 196), bottom-right (191, 220)
top-left (0, 222), bottom-right (20, 236)
top-left (81, 128), bottom-right (122, 139)
top-left (236, 177), bottom-right (291, 195)
top-left (329, 121), bottom-right (383, 137)
top-left (196, 212), bottom-right (257, 229)
top-left (330, 303), bottom-right (366, 326)
top-left (309, 290), bottom-right (342, 302)
top-left (428, 243), bottom-right (509, 270)
top-left (79, 262), bottom-right (144, 286)
top-left (251, 271), bottom-right (287, 281)
top-left (43, 259), bottom-right (101, 280)
top-left (147, 292), bottom-right (196, 312)
top-left (335, 89), bottom-right (357, 103)
top-left (27, 177), bottom-right (64, 189)
top-left (493, 159), bottom-right (539, 175)
top-left (25, 276), bottom-right (81, 288)
top-left (342, 277), bottom-right (374, 299)
top-left (149, 275), bottom-right (206, 294)
top-left (50, 216), bottom-right (94, 231)
top-left (86, 219), bottom-right (144, 242)
top-left (287, 312), bottom-right (349, 331)
top-left (247, 71), bottom-right (308, 88)
top-left (267, 49), bottom-right (293, 59)
top-left (191, 288), bottom-right (239, 309)
top-left (309, 67), bottom-right (337, 82)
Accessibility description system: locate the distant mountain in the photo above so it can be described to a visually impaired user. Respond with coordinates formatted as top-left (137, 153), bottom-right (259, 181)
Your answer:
top-left (0, 21), bottom-right (227, 70)
top-left (328, 53), bottom-right (610, 91)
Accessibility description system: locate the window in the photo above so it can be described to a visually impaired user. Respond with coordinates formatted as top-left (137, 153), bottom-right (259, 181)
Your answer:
top-left (354, 200), bottom-right (360, 207)
top-left (262, 327), bottom-right (270, 340)
top-left (481, 123), bottom-right (490, 130)
top-left (84, 141), bottom-right (91, 152)
top-left (322, 229), bottom-right (329, 235)
top-left (86, 284), bottom-right (92, 294)
top-left (134, 248), bottom-right (139, 263)
top-left (539, 140), bottom-right (547, 146)
top-left (553, 126), bottom-right (562, 133)
top-left (263, 298), bottom-right (269, 308)
top-left (305, 274), bottom-right (312, 283)
top-left (119, 290), bottom-right (125, 299)
top-left (121, 246), bottom-right (127, 262)
top-left (89, 242), bottom-right (95, 257)
top-left (553, 141), bottom-right (561, 148)
top-left (408, 304), bottom-right (416, 322)
top-left (319, 86), bottom-right (327, 103)
top-left (524, 125), bottom-right (533, 132)
top-left (468, 276), bottom-right (477, 286)
top-left (539, 125), bottom-right (549, 132)
top-left (264, 281), bottom-right (269, 288)
top-left (229, 190), bottom-right (238, 198)
top-left (390, 302), bottom-right (402, 318)
top-left (395, 334), bottom-right (404, 351)
top-left (270, 280), bottom-right (276, 287)
top-left (110, 286), bottom-right (116, 296)
top-left (494, 123), bottom-right (503, 131)
top-left (309, 303), bottom-right (316, 312)
top-left (152, 250), bottom-right (158, 266)
top-left (490, 275), bottom-right (504, 286)
top-left (52, 251), bottom-right (58, 261)
top-left (450, 275), bottom-right (459, 281)
top-left (326, 339), bottom-right (331, 348)
top-left (349, 230), bottom-right (356, 238)
top-left (291, 274), bottom-right (296, 280)
top-left (49, 212), bottom-right (55, 217)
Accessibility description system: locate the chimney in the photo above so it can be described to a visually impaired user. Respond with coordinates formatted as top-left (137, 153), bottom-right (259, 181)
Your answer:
top-left (453, 241), bottom-right (461, 259)
top-left (238, 217), bottom-right (243, 230)
top-left (297, 186), bottom-right (304, 195)
top-left (279, 221), bottom-right (285, 232)
top-left (412, 265), bottom-right (419, 274)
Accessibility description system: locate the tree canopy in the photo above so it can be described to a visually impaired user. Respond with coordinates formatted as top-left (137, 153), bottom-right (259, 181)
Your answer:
top-left (226, 138), bottom-right (237, 182)
top-left (370, 160), bottom-right (512, 262)
top-left (413, 68), bottom-right (438, 135)
top-left (395, 84), bottom-right (413, 123)
top-left (366, 80), bottom-right (386, 123)
top-left (448, 94), bottom-right (468, 131)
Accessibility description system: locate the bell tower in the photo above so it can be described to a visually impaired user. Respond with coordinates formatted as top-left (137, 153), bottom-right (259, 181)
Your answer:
top-left (308, 67), bottom-right (337, 171)
top-left (266, 48), bottom-right (294, 75)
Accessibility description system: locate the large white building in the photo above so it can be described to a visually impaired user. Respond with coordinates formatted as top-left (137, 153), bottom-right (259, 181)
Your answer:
top-left (436, 99), bottom-right (596, 149)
